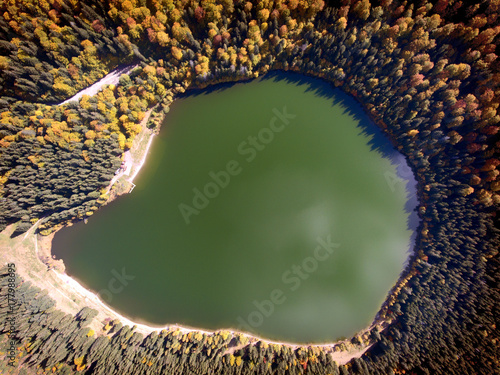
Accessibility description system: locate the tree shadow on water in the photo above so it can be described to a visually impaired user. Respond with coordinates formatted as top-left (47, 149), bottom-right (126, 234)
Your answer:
top-left (181, 71), bottom-right (421, 254)
top-left (332, 87), bottom-right (421, 254)
top-left (263, 71), bottom-right (421, 256)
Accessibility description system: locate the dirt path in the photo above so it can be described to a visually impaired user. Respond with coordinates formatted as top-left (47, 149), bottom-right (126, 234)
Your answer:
top-left (22, 218), bottom-right (43, 241)
top-left (1, 107), bottom-right (156, 335)
top-left (328, 344), bottom-right (373, 365)
top-left (2, 102), bottom-right (376, 366)
top-left (59, 65), bottom-right (136, 106)
top-left (1, 226), bottom-right (84, 321)
top-left (104, 108), bottom-right (155, 195)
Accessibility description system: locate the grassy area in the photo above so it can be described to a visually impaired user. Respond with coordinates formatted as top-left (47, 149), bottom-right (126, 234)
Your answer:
top-left (1, 224), bottom-right (45, 283)
top-left (1, 110), bottom-right (377, 358)
top-left (1, 224), bottom-right (107, 334)
top-left (0, 116), bottom-right (161, 337)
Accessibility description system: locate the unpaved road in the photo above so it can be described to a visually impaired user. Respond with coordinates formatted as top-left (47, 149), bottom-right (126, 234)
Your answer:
top-left (59, 65), bottom-right (136, 105)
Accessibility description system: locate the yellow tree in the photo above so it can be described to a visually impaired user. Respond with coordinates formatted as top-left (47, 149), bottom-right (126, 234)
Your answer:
top-left (157, 30), bottom-right (170, 46)
top-left (352, 0), bottom-right (371, 20)
top-left (171, 46), bottom-right (183, 60)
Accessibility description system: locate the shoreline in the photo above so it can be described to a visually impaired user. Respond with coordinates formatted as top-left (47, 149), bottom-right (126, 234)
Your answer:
top-left (104, 107), bottom-right (155, 195)
top-left (128, 128), bottom-right (155, 185)
top-left (36, 106), bottom-right (379, 362)
top-left (48, 265), bottom-right (375, 361)
top-left (12, 78), bottom-right (405, 363)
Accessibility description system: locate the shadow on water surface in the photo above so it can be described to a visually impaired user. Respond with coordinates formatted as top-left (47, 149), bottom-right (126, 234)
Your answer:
top-left (264, 71), bottom-right (421, 253)
top-left (179, 71), bottom-right (421, 256)
top-left (52, 70), bottom-right (423, 341)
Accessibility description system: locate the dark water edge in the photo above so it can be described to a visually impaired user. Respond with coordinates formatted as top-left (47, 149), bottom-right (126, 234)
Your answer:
top-left (183, 70), bottom-right (421, 243)
top-left (53, 72), bottom-right (420, 343)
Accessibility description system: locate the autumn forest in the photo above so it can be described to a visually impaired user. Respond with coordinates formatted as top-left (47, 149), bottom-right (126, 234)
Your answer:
top-left (0, 0), bottom-right (499, 374)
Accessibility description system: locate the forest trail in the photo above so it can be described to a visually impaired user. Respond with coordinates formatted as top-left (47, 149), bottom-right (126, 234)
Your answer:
top-left (58, 65), bottom-right (136, 106)
top-left (22, 217), bottom-right (43, 240)
top-left (328, 344), bottom-right (373, 365)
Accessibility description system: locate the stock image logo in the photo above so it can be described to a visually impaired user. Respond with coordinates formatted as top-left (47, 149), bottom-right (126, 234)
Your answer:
top-left (178, 106), bottom-right (296, 224)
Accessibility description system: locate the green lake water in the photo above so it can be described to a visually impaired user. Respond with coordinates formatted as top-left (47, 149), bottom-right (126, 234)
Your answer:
top-left (53, 72), bottom-right (418, 343)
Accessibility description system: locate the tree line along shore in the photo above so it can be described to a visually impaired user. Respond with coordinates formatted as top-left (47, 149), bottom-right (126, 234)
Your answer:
top-left (0, 0), bottom-right (499, 374)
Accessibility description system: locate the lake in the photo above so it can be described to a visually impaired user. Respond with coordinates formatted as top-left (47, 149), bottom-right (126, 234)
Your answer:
top-left (52, 72), bottom-right (418, 343)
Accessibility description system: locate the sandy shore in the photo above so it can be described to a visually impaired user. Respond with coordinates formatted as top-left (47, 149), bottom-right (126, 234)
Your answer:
top-left (50, 269), bottom-right (215, 337)
top-left (46, 107), bottom-right (376, 363)
top-left (49, 265), bottom-right (372, 364)
top-left (7, 96), bottom-right (377, 365)
top-left (128, 128), bottom-right (155, 185)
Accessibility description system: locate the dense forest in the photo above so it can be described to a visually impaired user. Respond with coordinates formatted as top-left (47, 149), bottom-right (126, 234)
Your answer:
top-left (0, 0), bottom-right (499, 374)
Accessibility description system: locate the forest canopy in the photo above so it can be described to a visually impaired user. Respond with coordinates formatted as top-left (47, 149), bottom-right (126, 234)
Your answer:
top-left (0, 0), bottom-right (499, 374)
